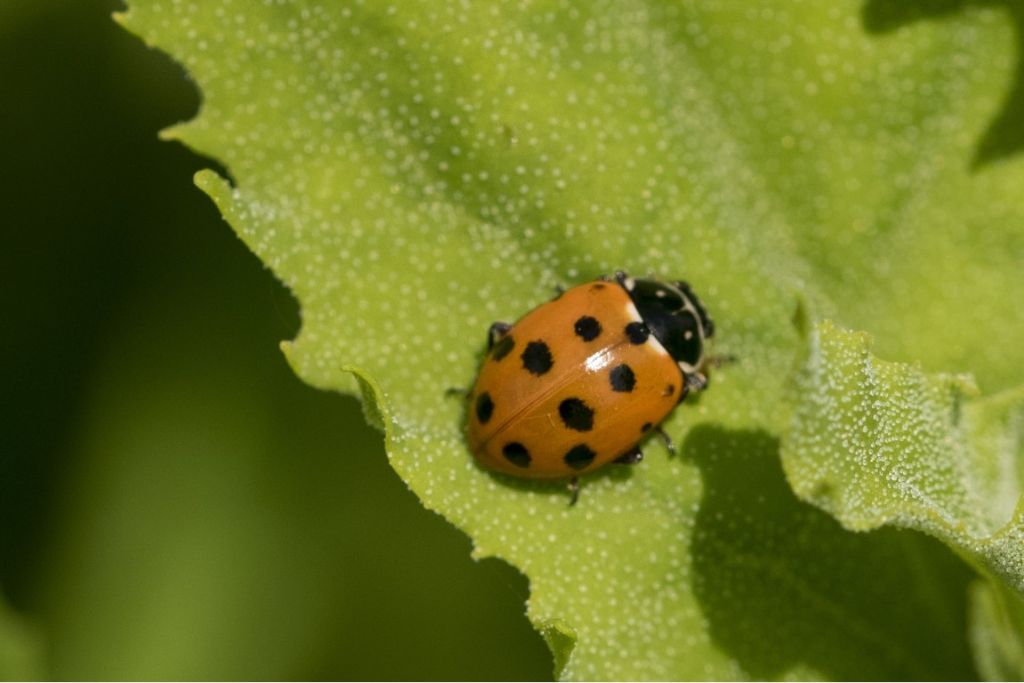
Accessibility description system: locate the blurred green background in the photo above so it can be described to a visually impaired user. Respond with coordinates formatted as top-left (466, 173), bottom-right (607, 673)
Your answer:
top-left (0, 0), bottom-right (551, 678)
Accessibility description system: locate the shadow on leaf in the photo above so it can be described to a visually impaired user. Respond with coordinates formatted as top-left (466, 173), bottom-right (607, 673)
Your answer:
top-left (863, 0), bottom-right (1024, 167)
top-left (686, 424), bottom-right (977, 680)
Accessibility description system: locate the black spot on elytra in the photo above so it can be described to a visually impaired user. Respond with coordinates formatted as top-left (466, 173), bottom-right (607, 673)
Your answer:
top-left (609, 364), bottom-right (636, 392)
top-left (521, 340), bottom-right (553, 375)
top-left (625, 321), bottom-right (650, 344)
top-left (641, 422), bottom-right (653, 433)
top-left (564, 444), bottom-right (597, 470)
top-left (574, 315), bottom-right (602, 342)
top-left (475, 392), bottom-right (494, 424)
top-left (502, 442), bottom-right (531, 468)
top-left (491, 335), bottom-right (515, 361)
top-left (559, 398), bottom-right (594, 432)
top-left (664, 384), bottom-right (675, 397)
top-left (591, 283), bottom-right (606, 291)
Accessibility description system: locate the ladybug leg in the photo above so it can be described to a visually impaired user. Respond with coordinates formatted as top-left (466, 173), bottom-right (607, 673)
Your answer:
top-left (487, 322), bottom-right (512, 349)
top-left (613, 271), bottom-right (635, 291)
top-left (654, 427), bottom-right (676, 457)
top-left (444, 387), bottom-right (470, 399)
top-left (614, 445), bottom-right (644, 465)
top-left (568, 477), bottom-right (580, 507)
top-left (685, 372), bottom-right (709, 394)
top-left (678, 354), bottom-right (733, 401)
top-left (707, 353), bottom-right (738, 368)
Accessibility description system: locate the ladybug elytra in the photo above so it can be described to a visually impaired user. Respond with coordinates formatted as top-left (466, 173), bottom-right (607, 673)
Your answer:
top-left (465, 272), bottom-right (714, 502)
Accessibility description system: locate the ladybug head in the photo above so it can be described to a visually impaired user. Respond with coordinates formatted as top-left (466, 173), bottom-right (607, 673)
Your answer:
top-left (614, 272), bottom-right (714, 374)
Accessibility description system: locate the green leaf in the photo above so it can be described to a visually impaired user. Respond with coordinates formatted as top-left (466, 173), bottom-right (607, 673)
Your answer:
top-left (117, 0), bottom-right (1022, 678)
top-left (969, 580), bottom-right (1024, 680)
top-left (784, 321), bottom-right (1024, 675)
top-left (0, 598), bottom-right (42, 681)
top-left (677, 1), bottom-right (1024, 392)
top-left (785, 322), bottom-right (1024, 585)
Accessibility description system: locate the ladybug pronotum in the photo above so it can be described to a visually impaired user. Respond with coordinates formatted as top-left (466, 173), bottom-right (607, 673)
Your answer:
top-left (465, 272), bottom-right (715, 503)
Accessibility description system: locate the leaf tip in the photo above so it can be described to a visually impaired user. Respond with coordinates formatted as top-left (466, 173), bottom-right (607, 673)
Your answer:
top-left (469, 543), bottom-right (493, 561)
top-left (193, 168), bottom-right (233, 200)
top-left (341, 365), bottom-right (388, 433)
top-left (536, 618), bottom-right (577, 680)
top-left (157, 125), bottom-right (183, 143)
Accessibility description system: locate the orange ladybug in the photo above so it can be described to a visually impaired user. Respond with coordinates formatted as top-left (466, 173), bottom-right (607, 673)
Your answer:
top-left (466, 272), bottom-right (714, 503)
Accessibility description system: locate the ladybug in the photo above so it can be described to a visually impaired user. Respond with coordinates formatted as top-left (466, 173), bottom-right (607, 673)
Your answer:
top-left (464, 272), bottom-right (715, 503)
